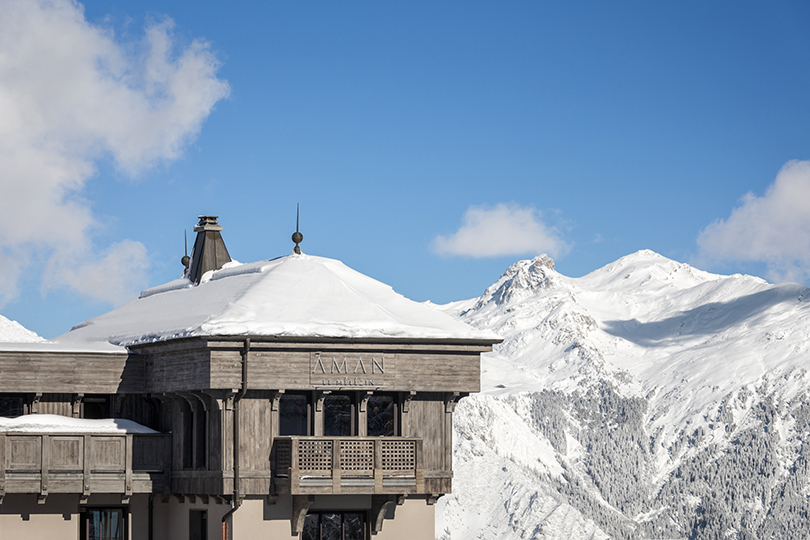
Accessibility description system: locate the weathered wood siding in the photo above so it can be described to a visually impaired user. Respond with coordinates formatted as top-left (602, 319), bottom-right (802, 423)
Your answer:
top-left (206, 346), bottom-right (481, 393)
top-left (36, 394), bottom-right (72, 416)
top-left (237, 391), bottom-right (274, 495)
top-left (0, 352), bottom-right (140, 394)
top-left (404, 394), bottom-right (448, 475)
top-left (145, 349), bottom-right (211, 393)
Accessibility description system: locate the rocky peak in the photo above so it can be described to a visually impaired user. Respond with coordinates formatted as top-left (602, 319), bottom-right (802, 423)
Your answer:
top-left (476, 255), bottom-right (562, 308)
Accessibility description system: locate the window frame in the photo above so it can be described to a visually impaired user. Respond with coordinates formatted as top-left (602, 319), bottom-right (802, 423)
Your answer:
top-left (79, 505), bottom-right (129, 540)
top-left (302, 511), bottom-right (368, 540)
top-left (279, 392), bottom-right (312, 436)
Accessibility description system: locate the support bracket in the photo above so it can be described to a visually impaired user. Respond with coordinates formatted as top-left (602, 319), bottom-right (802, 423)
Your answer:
top-left (401, 391), bottom-right (416, 414)
top-left (291, 495), bottom-right (315, 535)
top-left (271, 390), bottom-right (285, 412)
top-left (370, 495), bottom-right (399, 533)
top-left (444, 392), bottom-right (460, 413)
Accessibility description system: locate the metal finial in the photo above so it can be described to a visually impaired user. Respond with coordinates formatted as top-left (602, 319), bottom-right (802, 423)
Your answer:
top-left (181, 230), bottom-right (190, 269)
top-left (291, 203), bottom-right (303, 254)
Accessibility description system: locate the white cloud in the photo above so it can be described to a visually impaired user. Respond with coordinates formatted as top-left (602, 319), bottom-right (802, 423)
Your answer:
top-left (433, 203), bottom-right (570, 258)
top-left (696, 160), bottom-right (810, 283)
top-left (0, 0), bottom-right (230, 306)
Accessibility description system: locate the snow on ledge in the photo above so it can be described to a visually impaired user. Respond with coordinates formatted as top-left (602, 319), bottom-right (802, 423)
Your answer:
top-left (0, 414), bottom-right (159, 434)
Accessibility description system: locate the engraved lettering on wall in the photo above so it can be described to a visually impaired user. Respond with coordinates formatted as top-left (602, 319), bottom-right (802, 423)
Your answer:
top-left (310, 352), bottom-right (392, 387)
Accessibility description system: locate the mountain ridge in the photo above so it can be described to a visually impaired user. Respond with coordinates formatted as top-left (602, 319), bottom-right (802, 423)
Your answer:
top-left (438, 249), bottom-right (810, 540)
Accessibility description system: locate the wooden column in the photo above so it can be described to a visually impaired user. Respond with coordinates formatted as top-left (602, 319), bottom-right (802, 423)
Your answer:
top-left (0, 434), bottom-right (6, 504)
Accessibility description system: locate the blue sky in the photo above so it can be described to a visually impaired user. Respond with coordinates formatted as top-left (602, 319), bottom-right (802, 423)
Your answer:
top-left (2, 1), bottom-right (810, 338)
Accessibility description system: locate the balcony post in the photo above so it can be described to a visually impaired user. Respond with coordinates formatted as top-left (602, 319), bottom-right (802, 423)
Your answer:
top-left (415, 438), bottom-right (425, 493)
top-left (290, 438), bottom-right (300, 490)
top-left (39, 434), bottom-right (48, 504)
top-left (331, 438), bottom-right (341, 494)
top-left (124, 434), bottom-right (133, 502)
top-left (373, 439), bottom-right (383, 492)
top-left (82, 435), bottom-right (91, 502)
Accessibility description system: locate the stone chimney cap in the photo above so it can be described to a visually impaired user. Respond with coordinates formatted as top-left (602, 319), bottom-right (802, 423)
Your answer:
top-left (194, 215), bottom-right (223, 233)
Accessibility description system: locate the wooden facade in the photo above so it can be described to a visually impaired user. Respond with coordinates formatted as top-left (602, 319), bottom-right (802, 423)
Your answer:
top-left (0, 336), bottom-right (496, 538)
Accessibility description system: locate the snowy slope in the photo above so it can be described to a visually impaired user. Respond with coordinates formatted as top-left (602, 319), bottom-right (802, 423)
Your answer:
top-left (0, 313), bottom-right (43, 343)
top-left (438, 251), bottom-right (810, 540)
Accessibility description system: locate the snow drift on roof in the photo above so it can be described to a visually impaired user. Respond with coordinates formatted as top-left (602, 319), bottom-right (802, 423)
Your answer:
top-left (54, 253), bottom-right (495, 348)
top-left (0, 414), bottom-right (158, 434)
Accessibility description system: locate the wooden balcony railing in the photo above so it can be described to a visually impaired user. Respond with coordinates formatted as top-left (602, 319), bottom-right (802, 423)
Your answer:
top-left (0, 432), bottom-right (171, 501)
top-left (273, 437), bottom-right (424, 495)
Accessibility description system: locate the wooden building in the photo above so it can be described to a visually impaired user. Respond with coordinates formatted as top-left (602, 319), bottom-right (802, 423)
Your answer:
top-left (0, 217), bottom-right (498, 540)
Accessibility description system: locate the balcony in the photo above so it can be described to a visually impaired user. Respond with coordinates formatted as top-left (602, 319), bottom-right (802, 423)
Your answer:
top-left (0, 432), bottom-right (171, 501)
top-left (273, 437), bottom-right (425, 495)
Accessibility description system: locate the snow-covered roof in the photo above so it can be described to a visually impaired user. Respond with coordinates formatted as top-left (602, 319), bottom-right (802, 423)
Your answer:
top-left (52, 253), bottom-right (496, 349)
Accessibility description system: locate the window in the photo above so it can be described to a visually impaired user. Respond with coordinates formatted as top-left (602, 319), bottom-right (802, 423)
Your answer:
top-left (303, 512), bottom-right (366, 540)
top-left (83, 395), bottom-right (110, 419)
top-left (189, 509), bottom-right (207, 540)
top-left (182, 399), bottom-right (207, 469)
top-left (324, 394), bottom-right (355, 436)
top-left (367, 395), bottom-right (397, 437)
top-left (0, 394), bottom-right (26, 418)
top-left (279, 393), bottom-right (310, 436)
top-left (80, 507), bottom-right (127, 540)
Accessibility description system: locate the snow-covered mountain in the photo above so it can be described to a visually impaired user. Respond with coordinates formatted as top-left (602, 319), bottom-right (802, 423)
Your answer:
top-left (437, 250), bottom-right (810, 540)
top-left (0, 314), bottom-right (43, 343)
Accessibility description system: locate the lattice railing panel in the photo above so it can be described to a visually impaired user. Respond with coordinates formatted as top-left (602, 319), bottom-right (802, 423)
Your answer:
top-left (381, 440), bottom-right (416, 475)
top-left (297, 439), bottom-right (332, 472)
top-left (339, 440), bottom-right (373, 475)
top-left (275, 439), bottom-right (292, 470)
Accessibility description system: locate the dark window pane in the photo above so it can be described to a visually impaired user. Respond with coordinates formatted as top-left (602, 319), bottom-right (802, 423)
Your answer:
top-left (344, 513), bottom-right (365, 540)
top-left (367, 396), bottom-right (395, 437)
top-left (280, 394), bottom-right (309, 436)
top-left (83, 396), bottom-right (109, 419)
top-left (322, 513), bottom-right (342, 540)
top-left (302, 514), bottom-right (319, 540)
top-left (182, 401), bottom-right (193, 469)
top-left (87, 509), bottom-right (124, 540)
top-left (195, 406), bottom-right (207, 469)
top-left (0, 397), bottom-right (24, 418)
top-left (324, 395), bottom-right (352, 436)
top-left (189, 509), bottom-right (207, 540)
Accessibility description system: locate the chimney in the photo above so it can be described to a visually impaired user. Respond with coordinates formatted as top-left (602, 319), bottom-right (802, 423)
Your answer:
top-left (185, 216), bottom-right (232, 284)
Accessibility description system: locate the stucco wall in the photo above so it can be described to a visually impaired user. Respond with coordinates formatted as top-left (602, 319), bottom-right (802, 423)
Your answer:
top-left (153, 496), bottom-right (231, 540)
